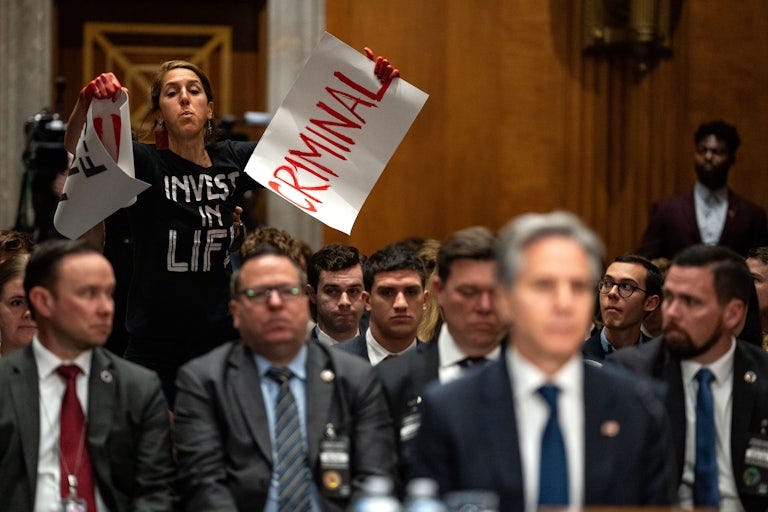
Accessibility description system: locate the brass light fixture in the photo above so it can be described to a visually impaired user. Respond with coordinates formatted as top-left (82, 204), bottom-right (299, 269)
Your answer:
top-left (582, 0), bottom-right (679, 73)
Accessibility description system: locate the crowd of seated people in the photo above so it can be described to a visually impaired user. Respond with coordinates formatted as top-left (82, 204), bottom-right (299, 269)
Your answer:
top-left (3, 208), bottom-right (768, 511)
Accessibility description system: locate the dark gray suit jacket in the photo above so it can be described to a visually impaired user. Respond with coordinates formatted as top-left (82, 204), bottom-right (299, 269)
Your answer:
top-left (609, 338), bottom-right (768, 512)
top-left (174, 339), bottom-right (397, 512)
top-left (334, 332), bottom-right (369, 360)
top-left (0, 344), bottom-right (176, 512)
top-left (413, 351), bottom-right (677, 511)
top-left (376, 339), bottom-right (440, 481)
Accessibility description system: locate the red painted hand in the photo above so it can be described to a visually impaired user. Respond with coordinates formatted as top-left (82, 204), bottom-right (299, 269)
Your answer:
top-left (364, 47), bottom-right (400, 83)
top-left (80, 72), bottom-right (123, 103)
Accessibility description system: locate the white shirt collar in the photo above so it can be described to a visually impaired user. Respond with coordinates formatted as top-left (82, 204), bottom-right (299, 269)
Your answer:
top-left (32, 335), bottom-right (93, 381)
top-left (694, 180), bottom-right (728, 204)
top-left (315, 325), bottom-right (358, 346)
top-left (508, 345), bottom-right (583, 400)
top-left (365, 327), bottom-right (416, 365)
top-left (438, 323), bottom-right (501, 368)
top-left (680, 336), bottom-right (736, 386)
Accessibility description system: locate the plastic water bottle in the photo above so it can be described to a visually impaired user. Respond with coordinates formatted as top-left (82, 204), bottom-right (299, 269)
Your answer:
top-left (352, 475), bottom-right (402, 512)
top-left (443, 489), bottom-right (499, 512)
top-left (404, 478), bottom-right (446, 512)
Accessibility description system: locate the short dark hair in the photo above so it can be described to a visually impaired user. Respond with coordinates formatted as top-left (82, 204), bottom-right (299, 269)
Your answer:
top-left (24, 239), bottom-right (100, 316)
top-left (231, 243), bottom-right (307, 297)
top-left (694, 120), bottom-right (740, 157)
top-left (363, 241), bottom-right (425, 291)
top-left (672, 244), bottom-right (752, 306)
top-left (747, 246), bottom-right (768, 265)
top-left (437, 226), bottom-right (496, 282)
top-left (307, 244), bottom-right (364, 290)
top-left (613, 253), bottom-right (663, 298)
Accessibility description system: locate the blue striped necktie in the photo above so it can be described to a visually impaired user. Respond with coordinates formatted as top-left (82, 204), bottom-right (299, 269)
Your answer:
top-left (267, 366), bottom-right (313, 512)
top-left (694, 368), bottom-right (720, 508)
top-left (538, 384), bottom-right (569, 506)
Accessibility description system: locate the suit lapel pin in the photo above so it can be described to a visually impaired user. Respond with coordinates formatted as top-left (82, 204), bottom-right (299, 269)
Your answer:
top-left (321, 369), bottom-right (335, 382)
top-left (100, 370), bottom-right (113, 383)
top-left (601, 420), bottom-right (620, 437)
top-left (744, 371), bottom-right (757, 384)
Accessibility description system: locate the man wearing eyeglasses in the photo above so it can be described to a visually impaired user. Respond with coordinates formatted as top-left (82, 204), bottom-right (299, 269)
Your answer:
top-left (173, 244), bottom-right (397, 512)
top-left (639, 119), bottom-right (768, 259)
top-left (583, 254), bottom-right (662, 362)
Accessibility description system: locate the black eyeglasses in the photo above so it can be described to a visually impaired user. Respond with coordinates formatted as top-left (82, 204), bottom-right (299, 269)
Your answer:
top-left (238, 285), bottom-right (303, 304)
top-left (597, 278), bottom-right (646, 298)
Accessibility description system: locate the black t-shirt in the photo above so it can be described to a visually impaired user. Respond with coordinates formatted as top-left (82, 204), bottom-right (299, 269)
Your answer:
top-left (126, 140), bottom-right (259, 354)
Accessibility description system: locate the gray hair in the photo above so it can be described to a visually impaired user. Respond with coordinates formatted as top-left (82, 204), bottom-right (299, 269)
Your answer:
top-left (496, 211), bottom-right (604, 287)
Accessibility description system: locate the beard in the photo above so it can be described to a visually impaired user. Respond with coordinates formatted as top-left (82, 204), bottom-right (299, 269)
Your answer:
top-left (664, 318), bottom-right (722, 360)
top-left (695, 166), bottom-right (729, 190)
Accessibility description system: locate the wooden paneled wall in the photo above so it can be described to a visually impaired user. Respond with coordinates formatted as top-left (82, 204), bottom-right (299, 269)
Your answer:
top-left (324, 0), bottom-right (768, 260)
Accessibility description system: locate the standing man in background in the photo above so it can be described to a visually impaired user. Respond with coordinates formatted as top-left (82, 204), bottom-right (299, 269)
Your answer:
top-left (640, 120), bottom-right (768, 259)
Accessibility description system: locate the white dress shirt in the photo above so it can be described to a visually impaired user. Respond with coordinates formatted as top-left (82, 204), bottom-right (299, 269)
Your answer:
top-left (508, 347), bottom-right (585, 512)
top-left (437, 323), bottom-right (501, 383)
top-left (32, 336), bottom-right (107, 512)
top-left (694, 181), bottom-right (728, 245)
top-left (365, 327), bottom-right (416, 366)
top-left (314, 325), bottom-right (358, 346)
top-left (678, 337), bottom-right (743, 511)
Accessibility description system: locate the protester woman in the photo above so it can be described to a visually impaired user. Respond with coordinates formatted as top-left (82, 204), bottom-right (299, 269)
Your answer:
top-left (65, 51), bottom-right (399, 402)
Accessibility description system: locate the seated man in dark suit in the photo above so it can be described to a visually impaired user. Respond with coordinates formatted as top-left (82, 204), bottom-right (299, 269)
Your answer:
top-left (174, 244), bottom-right (397, 512)
top-left (306, 243), bottom-right (367, 345)
top-left (335, 241), bottom-right (427, 365)
top-left (377, 226), bottom-right (507, 480)
top-left (0, 240), bottom-right (176, 512)
top-left (414, 211), bottom-right (676, 512)
top-left (610, 244), bottom-right (768, 512)
top-left (582, 254), bottom-right (662, 362)
top-left (639, 119), bottom-right (768, 259)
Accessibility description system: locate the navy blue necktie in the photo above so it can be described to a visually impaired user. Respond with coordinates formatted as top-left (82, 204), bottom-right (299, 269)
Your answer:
top-left (538, 384), bottom-right (569, 506)
top-left (693, 368), bottom-right (719, 508)
top-left (267, 367), bottom-right (313, 512)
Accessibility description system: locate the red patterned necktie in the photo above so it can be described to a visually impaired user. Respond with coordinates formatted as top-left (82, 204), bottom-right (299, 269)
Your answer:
top-left (57, 365), bottom-right (97, 511)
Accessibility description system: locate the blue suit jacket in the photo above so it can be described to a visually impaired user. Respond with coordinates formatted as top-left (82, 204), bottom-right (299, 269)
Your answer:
top-left (581, 329), bottom-right (651, 362)
top-left (413, 350), bottom-right (677, 512)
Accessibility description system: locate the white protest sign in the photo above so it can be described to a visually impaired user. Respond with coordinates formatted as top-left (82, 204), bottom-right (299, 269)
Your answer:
top-left (244, 32), bottom-right (429, 234)
top-left (54, 91), bottom-right (150, 239)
